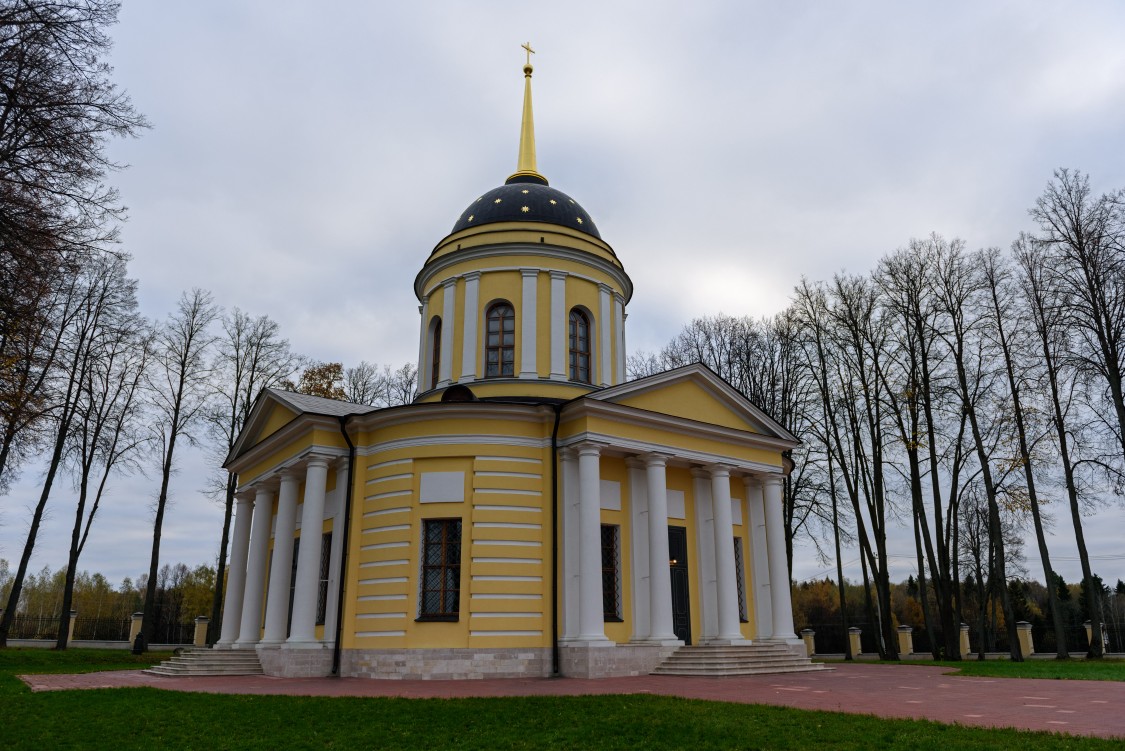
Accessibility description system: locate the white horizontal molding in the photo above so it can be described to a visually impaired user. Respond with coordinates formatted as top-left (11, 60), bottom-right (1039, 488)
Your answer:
top-left (355, 630), bottom-right (406, 638)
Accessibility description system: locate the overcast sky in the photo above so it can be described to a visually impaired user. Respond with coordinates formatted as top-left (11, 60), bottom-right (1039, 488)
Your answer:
top-left (3, 1), bottom-right (1125, 592)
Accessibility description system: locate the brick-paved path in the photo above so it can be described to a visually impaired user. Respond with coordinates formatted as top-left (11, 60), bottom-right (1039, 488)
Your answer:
top-left (20, 663), bottom-right (1125, 740)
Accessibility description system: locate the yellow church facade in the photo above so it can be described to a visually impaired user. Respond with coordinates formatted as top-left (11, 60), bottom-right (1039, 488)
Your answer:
top-left (218, 58), bottom-right (801, 679)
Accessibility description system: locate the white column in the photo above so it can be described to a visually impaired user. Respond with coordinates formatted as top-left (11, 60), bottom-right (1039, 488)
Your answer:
top-left (576, 443), bottom-right (609, 643)
top-left (217, 492), bottom-right (254, 647)
top-left (415, 297), bottom-right (429, 394)
top-left (459, 271), bottom-right (480, 382)
top-left (763, 475), bottom-right (797, 640)
top-left (323, 463), bottom-right (348, 638)
top-left (598, 284), bottom-right (612, 386)
top-left (549, 270), bottom-right (567, 379)
top-left (520, 269), bottom-right (538, 378)
top-left (614, 293), bottom-right (626, 385)
top-left (439, 280), bottom-right (456, 386)
top-left (287, 458), bottom-right (329, 646)
top-left (560, 448), bottom-right (580, 640)
top-left (709, 466), bottom-right (745, 642)
top-left (691, 468), bottom-right (718, 640)
top-left (744, 477), bottom-right (772, 638)
top-left (261, 473), bottom-right (299, 645)
top-left (626, 458), bottom-right (650, 642)
top-left (236, 486), bottom-right (275, 647)
top-left (644, 454), bottom-right (679, 643)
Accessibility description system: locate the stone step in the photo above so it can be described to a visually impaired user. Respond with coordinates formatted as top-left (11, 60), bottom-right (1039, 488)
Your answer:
top-left (144, 646), bottom-right (264, 677)
top-left (652, 644), bottom-right (829, 677)
top-left (653, 663), bottom-right (829, 676)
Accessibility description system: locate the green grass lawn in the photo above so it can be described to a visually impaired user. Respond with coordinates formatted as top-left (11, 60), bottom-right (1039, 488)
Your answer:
top-left (847, 657), bottom-right (1125, 682)
top-left (1, 648), bottom-right (1119, 749)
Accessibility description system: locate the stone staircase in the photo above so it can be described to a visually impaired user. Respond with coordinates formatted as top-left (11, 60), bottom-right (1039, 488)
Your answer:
top-left (144, 647), bottom-right (264, 677)
top-left (652, 643), bottom-right (830, 677)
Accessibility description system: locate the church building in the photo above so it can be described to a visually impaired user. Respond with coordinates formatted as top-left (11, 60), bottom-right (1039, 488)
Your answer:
top-left (218, 55), bottom-right (803, 679)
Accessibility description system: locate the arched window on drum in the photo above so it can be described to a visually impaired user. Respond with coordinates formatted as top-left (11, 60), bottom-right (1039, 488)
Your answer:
top-left (485, 302), bottom-right (515, 377)
top-left (569, 308), bottom-right (592, 383)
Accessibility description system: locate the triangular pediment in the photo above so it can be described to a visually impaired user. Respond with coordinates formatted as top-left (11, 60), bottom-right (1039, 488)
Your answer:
top-left (224, 388), bottom-right (374, 468)
top-left (588, 364), bottom-right (797, 442)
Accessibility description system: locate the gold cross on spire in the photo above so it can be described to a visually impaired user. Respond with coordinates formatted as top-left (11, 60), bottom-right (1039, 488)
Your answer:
top-left (522, 42), bottom-right (535, 67)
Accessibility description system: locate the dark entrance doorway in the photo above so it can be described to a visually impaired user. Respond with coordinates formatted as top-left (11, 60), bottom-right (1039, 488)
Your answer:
top-left (668, 525), bottom-right (691, 645)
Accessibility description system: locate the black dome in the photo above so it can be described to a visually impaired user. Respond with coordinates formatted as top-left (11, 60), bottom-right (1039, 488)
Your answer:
top-left (451, 179), bottom-right (601, 240)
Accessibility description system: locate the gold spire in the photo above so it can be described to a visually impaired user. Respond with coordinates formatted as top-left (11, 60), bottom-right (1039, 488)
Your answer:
top-left (507, 42), bottom-right (547, 185)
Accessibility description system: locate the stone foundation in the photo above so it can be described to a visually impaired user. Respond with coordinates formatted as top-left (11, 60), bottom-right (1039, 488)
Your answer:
top-left (559, 643), bottom-right (679, 678)
top-left (341, 647), bottom-right (552, 680)
top-left (257, 644), bottom-right (334, 677)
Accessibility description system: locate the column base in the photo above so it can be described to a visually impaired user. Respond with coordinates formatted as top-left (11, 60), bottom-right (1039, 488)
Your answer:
top-left (559, 642), bottom-right (679, 678)
top-left (213, 640), bottom-right (238, 650)
top-left (629, 637), bottom-right (684, 647)
top-left (256, 639), bottom-right (285, 649)
top-left (559, 636), bottom-right (615, 648)
top-left (233, 640), bottom-right (261, 649)
top-left (260, 643), bottom-right (333, 678)
top-left (283, 639), bottom-right (331, 650)
top-left (700, 637), bottom-right (753, 646)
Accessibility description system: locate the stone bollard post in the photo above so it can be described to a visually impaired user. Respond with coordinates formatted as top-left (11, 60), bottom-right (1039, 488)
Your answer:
top-left (897, 625), bottom-right (914, 656)
top-left (128, 612), bottom-right (144, 644)
top-left (68, 610), bottom-right (78, 642)
top-left (848, 626), bottom-right (862, 657)
top-left (959, 623), bottom-right (971, 656)
top-left (193, 616), bottom-right (210, 647)
top-left (800, 628), bottom-right (816, 657)
top-left (1016, 621), bottom-right (1035, 656)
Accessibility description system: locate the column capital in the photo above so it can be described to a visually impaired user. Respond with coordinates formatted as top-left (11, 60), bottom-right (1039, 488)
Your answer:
top-left (441, 277), bottom-right (457, 289)
top-left (549, 269), bottom-right (568, 281)
top-left (573, 441), bottom-right (605, 458)
top-left (742, 474), bottom-right (763, 488)
top-left (520, 267), bottom-right (540, 278)
top-left (706, 464), bottom-right (733, 479)
top-left (641, 452), bottom-right (669, 468)
top-left (624, 456), bottom-right (646, 470)
top-left (304, 456), bottom-right (331, 471)
top-left (558, 446), bottom-right (577, 461)
top-left (597, 282), bottom-right (613, 294)
top-left (761, 474), bottom-right (784, 489)
top-left (235, 490), bottom-right (255, 504)
top-left (462, 270), bottom-right (481, 281)
top-left (613, 292), bottom-right (626, 304)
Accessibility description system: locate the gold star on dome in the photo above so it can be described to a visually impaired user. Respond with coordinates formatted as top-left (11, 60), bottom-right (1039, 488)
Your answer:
top-left (576, 217), bottom-right (583, 224)
top-left (494, 198), bottom-right (502, 204)
top-left (468, 215), bottom-right (474, 221)
top-left (549, 199), bottom-right (557, 205)
top-left (521, 206), bottom-right (530, 212)
top-left (521, 189), bottom-right (529, 194)
top-left (568, 199), bottom-right (575, 204)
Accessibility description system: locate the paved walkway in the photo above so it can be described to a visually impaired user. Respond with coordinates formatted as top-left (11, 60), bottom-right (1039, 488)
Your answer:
top-left (19, 663), bottom-right (1125, 740)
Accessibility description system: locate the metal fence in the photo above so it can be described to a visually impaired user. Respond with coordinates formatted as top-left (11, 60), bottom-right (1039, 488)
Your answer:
top-left (6, 614), bottom-right (194, 644)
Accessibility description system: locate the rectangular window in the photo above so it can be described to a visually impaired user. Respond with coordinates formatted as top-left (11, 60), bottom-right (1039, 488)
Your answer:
top-left (418, 519), bottom-right (462, 621)
top-left (734, 537), bottom-right (748, 623)
top-left (316, 531), bottom-right (332, 626)
top-left (601, 524), bottom-right (622, 621)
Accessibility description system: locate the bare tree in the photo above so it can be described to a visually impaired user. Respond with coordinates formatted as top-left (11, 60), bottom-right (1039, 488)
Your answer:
top-left (0, 2), bottom-right (146, 461)
top-left (205, 309), bottom-right (296, 642)
top-left (981, 246), bottom-right (1069, 658)
top-left (0, 254), bottom-right (128, 646)
top-left (55, 258), bottom-right (147, 647)
top-left (139, 289), bottom-right (218, 650)
top-left (1015, 236), bottom-right (1107, 658)
top-left (1030, 169), bottom-right (1125, 467)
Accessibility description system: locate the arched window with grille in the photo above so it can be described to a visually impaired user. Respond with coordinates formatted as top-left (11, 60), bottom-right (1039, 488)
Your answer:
top-left (569, 308), bottom-right (592, 383)
top-left (429, 317), bottom-right (442, 389)
top-left (485, 302), bottom-right (515, 377)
